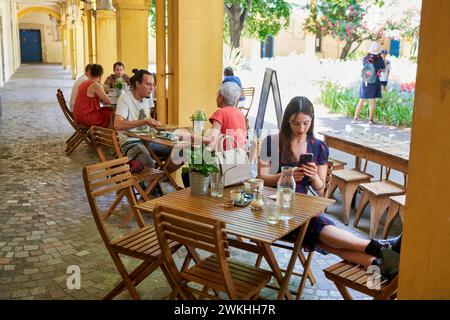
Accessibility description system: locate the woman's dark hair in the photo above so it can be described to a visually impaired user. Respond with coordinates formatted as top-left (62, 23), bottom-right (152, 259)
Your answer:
top-left (113, 61), bottom-right (125, 70)
top-left (89, 64), bottom-right (103, 78)
top-left (223, 67), bottom-right (234, 77)
top-left (130, 68), bottom-right (153, 89)
top-left (279, 96), bottom-right (315, 163)
top-left (84, 64), bottom-right (92, 73)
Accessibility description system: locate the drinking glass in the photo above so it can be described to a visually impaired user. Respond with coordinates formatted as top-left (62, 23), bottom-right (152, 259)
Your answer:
top-left (210, 172), bottom-right (224, 198)
top-left (266, 203), bottom-right (280, 224)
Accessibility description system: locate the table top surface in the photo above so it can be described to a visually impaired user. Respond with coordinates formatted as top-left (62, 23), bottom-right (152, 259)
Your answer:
top-left (136, 186), bottom-right (334, 244)
top-left (320, 130), bottom-right (410, 161)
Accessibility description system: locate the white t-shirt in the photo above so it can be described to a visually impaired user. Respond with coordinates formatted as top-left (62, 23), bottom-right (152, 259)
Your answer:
top-left (69, 74), bottom-right (88, 111)
top-left (379, 60), bottom-right (391, 82)
top-left (115, 91), bottom-right (154, 143)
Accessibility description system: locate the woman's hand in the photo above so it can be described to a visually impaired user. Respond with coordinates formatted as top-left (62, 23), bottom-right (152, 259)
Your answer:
top-left (293, 167), bottom-right (305, 182)
top-left (301, 162), bottom-right (319, 182)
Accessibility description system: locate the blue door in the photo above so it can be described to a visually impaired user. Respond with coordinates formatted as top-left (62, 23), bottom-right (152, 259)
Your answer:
top-left (20, 29), bottom-right (43, 63)
top-left (390, 39), bottom-right (400, 57)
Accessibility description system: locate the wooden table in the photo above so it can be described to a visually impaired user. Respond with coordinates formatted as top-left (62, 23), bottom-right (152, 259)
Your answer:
top-left (123, 130), bottom-right (188, 190)
top-left (319, 130), bottom-right (410, 175)
top-left (136, 186), bottom-right (334, 299)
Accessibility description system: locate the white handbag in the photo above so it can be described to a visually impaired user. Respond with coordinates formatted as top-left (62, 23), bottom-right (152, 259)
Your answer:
top-left (215, 135), bottom-right (253, 186)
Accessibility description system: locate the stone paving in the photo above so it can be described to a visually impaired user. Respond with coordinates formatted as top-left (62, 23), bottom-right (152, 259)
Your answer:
top-left (0, 65), bottom-right (401, 300)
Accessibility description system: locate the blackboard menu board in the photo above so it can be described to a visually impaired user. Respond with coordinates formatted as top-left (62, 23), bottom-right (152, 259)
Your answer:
top-left (254, 68), bottom-right (283, 137)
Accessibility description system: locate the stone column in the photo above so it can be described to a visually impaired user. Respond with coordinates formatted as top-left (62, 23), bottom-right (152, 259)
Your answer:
top-left (113, 0), bottom-right (151, 72)
top-left (167, 0), bottom-right (223, 127)
top-left (95, 0), bottom-right (117, 72)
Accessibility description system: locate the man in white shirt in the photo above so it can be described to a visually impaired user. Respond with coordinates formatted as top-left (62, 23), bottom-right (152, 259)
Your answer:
top-left (114, 69), bottom-right (170, 169)
top-left (380, 49), bottom-right (391, 93)
top-left (69, 64), bottom-right (91, 112)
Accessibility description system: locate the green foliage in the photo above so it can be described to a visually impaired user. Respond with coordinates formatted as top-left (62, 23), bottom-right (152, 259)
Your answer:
top-left (182, 145), bottom-right (219, 177)
top-left (319, 80), bottom-right (414, 127)
top-left (114, 78), bottom-right (126, 90)
top-left (243, 0), bottom-right (292, 40)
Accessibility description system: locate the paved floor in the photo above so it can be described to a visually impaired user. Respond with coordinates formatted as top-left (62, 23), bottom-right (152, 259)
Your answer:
top-left (0, 65), bottom-right (402, 300)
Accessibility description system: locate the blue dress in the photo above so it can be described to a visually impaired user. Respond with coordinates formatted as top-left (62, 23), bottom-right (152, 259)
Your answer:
top-left (262, 134), bottom-right (335, 254)
top-left (359, 54), bottom-right (385, 99)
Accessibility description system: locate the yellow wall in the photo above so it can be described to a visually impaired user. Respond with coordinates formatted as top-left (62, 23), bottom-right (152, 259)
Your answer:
top-left (95, 10), bottom-right (117, 72)
top-left (398, 0), bottom-right (450, 299)
top-left (170, 0), bottom-right (223, 127)
top-left (114, 0), bottom-right (150, 73)
top-left (18, 12), bottom-right (63, 63)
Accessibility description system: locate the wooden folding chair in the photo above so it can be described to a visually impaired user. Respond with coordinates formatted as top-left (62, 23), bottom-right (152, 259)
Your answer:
top-left (56, 89), bottom-right (92, 155)
top-left (238, 87), bottom-right (255, 119)
top-left (324, 261), bottom-right (398, 300)
top-left (89, 126), bottom-right (165, 225)
top-left (82, 157), bottom-right (182, 299)
top-left (153, 205), bottom-right (272, 300)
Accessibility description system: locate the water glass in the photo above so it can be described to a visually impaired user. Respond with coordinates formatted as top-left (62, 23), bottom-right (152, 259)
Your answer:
top-left (210, 172), bottom-right (224, 198)
top-left (266, 204), bottom-right (280, 224)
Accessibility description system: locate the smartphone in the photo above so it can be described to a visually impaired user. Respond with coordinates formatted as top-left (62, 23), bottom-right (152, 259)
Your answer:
top-left (298, 153), bottom-right (314, 166)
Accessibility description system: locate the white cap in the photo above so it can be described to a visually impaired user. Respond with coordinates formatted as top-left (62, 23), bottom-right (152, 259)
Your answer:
top-left (368, 41), bottom-right (381, 54)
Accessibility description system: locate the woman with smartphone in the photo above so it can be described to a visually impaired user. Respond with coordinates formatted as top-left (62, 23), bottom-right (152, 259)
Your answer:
top-left (257, 96), bottom-right (401, 279)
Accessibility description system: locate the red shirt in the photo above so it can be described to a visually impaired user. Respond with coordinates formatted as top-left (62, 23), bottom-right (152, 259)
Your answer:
top-left (73, 80), bottom-right (111, 128)
top-left (209, 106), bottom-right (247, 150)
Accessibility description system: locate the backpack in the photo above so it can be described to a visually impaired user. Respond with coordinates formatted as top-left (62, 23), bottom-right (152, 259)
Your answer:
top-left (361, 58), bottom-right (377, 86)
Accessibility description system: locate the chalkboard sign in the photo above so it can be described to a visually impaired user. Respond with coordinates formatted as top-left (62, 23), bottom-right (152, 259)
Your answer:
top-left (254, 68), bottom-right (283, 137)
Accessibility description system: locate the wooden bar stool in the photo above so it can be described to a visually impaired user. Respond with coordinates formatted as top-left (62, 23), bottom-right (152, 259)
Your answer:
top-left (353, 181), bottom-right (405, 239)
top-left (382, 195), bottom-right (406, 239)
top-left (324, 261), bottom-right (398, 300)
top-left (328, 169), bottom-right (373, 225)
top-left (328, 158), bottom-right (346, 171)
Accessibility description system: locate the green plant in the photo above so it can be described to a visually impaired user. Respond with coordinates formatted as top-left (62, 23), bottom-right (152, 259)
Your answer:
top-left (115, 78), bottom-right (126, 90)
top-left (318, 80), bottom-right (414, 127)
top-left (182, 144), bottom-right (219, 177)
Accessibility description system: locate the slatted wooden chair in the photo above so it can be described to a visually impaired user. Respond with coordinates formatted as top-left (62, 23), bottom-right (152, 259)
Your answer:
top-left (328, 169), bottom-right (373, 225)
top-left (153, 205), bottom-right (272, 300)
top-left (56, 89), bottom-right (92, 155)
top-left (89, 126), bottom-right (165, 225)
top-left (82, 157), bottom-right (182, 299)
top-left (353, 181), bottom-right (406, 239)
top-left (238, 87), bottom-right (256, 119)
top-left (324, 261), bottom-right (398, 300)
top-left (382, 194), bottom-right (406, 239)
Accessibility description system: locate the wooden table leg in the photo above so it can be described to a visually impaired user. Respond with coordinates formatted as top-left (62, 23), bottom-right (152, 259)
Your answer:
top-left (258, 242), bottom-right (292, 300)
top-left (143, 142), bottom-right (182, 190)
top-left (277, 220), bottom-right (310, 300)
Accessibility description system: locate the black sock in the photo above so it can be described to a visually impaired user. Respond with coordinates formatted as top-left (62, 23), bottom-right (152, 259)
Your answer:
top-left (365, 239), bottom-right (383, 258)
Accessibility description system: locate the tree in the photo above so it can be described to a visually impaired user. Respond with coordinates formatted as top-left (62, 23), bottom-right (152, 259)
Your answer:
top-left (304, 0), bottom-right (421, 60)
top-left (304, 0), bottom-right (377, 60)
top-left (224, 0), bottom-right (292, 48)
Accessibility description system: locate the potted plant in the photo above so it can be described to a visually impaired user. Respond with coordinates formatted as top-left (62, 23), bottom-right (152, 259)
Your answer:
top-left (182, 144), bottom-right (218, 195)
top-left (114, 78), bottom-right (126, 96)
top-left (190, 110), bottom-right (206, 134)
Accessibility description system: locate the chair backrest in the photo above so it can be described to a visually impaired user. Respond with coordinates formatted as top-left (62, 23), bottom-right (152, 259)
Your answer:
top-left (241, 87), bottom-right (255, 118)
top-left (153, 205), bottom-right (236, 298)
top-left (82, 157), bottom-right (145, 243)
top-left (56, 89), bottom-right (77, 129)
top-left (323, 161), bottom-right (334, 198)
top-left (90, 126), bottom-right (124, 162)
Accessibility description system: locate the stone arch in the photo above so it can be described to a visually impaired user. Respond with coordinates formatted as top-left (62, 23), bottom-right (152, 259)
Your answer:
top-left (17, 7), bottom-right (62, 21)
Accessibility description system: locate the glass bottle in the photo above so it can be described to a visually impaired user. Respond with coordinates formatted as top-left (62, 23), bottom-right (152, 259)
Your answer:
top-left (276, 166), bottom-right (296, 221)
top-left (191, 110), bottom-right (206, 134)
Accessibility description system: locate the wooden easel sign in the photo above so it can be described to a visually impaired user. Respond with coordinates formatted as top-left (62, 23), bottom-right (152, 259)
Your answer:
top-left (254, 68), bottom-right (283, 137)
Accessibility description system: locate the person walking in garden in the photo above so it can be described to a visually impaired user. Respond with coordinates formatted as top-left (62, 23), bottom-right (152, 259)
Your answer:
top-left (380, 49), bottom-right (391, 93)
top-left (352, 42), bottom-right (385, 125)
